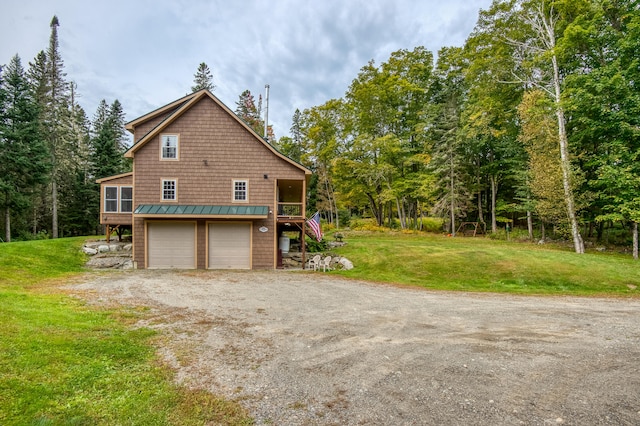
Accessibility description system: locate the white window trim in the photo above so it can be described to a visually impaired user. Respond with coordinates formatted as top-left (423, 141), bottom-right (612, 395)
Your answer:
top-left (120, 186), bottom-right (133, 213)
top-left (161, 179), bottom-right (178, 202)
top-left (104, 186), bottom-right (118, 212)
top-left (160, 134), bottom-right (179, 161)
top-left (232, 179), bottom-right (249, 203)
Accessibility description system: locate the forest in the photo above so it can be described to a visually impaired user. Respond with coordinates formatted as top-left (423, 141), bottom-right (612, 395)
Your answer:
top-left (1, 0), bottom-right (639, 258)
top-left (274, 0), bottom-right (640, 257)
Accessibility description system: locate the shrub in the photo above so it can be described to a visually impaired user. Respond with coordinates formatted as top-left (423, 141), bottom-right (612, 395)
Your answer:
top-left (338, 209), bottom-right (351, 228)
top-left (349, 218), bottom-right (387, 232)
top-left (421, 217), bottom-right (445, 233)
top-left (306, 237), bottom-right (329, 252)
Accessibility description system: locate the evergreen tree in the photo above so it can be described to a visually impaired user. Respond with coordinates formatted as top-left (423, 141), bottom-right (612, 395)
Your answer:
top-left (90, 99), bottom-right (128, 180)
top-left (235, 89), bottom-right (265, 135)
top-left (59, 81), bottom-right (94, 236)
top-left (277, 109), bottom-right (304, 162)
top-left (27, 51), bottom-right (48, 106)
top-left (190, 62), bottom-right (215, 92)
top-left (109, 99), bottom-right (129, 159)
top-left (37, 15), bottom-right (72, 238)
top-left (0, 55), bottom-right (50, 241)
top-left (427, 48), bottom-right (472, 235)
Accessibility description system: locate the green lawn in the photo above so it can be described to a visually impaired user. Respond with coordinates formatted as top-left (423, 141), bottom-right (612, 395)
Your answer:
top-left (0, 238), bottom-right (251, 425)
top-left (332, 232), bottom-right (640, 296)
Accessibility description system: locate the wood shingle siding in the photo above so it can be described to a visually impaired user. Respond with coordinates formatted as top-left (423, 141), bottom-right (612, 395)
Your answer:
top-left (96, 172), bottom-right (133, 226)
top-left (101, 89), bottom-right (311, 269)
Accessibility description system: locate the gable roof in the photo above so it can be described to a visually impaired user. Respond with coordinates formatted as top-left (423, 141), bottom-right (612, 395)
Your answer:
top-left (123, 89), bottom-right (311, 175)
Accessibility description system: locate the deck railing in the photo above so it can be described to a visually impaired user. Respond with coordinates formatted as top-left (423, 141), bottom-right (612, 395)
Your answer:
top-left (277, 202), bottom-right (303, 218)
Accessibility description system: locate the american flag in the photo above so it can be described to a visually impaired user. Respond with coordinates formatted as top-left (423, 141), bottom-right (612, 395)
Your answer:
top-left (306, 211), bottom-right (323, 241)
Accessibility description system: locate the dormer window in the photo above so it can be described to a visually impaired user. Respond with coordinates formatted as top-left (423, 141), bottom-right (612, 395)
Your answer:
top-left (161, 135), bottom-right (178, 160)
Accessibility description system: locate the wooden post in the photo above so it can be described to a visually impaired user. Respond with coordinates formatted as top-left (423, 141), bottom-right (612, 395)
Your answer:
top-left (302, 220), bottom-right (306, 269)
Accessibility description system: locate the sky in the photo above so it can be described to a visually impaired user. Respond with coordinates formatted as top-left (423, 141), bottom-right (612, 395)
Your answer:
top-left (1, 0), bottom-right (493, 139)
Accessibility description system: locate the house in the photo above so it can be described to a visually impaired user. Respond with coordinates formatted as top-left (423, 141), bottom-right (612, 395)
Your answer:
top-left (97, 89), bottom-right (312, 269)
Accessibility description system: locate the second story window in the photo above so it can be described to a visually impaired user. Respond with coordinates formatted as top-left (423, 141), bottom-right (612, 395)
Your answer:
top-left (162, 179), bottom-right (177, 201)
top-left (105, 187), bottom-right (118, 212)
top-left (161, 135), bottom-right (178, 160)
top-left (120, 187), bottom-right (133, 212)
top-left (233, 180), bottom-right (247, 202)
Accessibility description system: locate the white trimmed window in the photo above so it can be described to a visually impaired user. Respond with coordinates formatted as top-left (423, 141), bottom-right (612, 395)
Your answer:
top-left (105, 187), bottom-right (118, 212)
top-left (120, 187), bottom-right (133, 212)
top-left (161, 135), bottom-right (178, 160)
top-left (233, 180), bottom-right (248, 202)
top-left (162, 179), bottom-right (177, 201)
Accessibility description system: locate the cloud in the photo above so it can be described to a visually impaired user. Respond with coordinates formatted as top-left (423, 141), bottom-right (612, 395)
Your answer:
top-left (0, 0), bottom-right (493, 137)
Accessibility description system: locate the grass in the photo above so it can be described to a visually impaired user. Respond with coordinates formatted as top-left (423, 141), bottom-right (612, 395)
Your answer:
top-left (3, 233), bottom-right (638, 423)
top-left (0, 237), bottom-right (252, 425)
top-left (332, 232), bottom-right (640, 296)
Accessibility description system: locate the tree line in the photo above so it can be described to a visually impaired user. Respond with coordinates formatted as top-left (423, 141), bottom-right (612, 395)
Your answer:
top-left (271, 0), bottom-right (639, 258)
top-left (3, 2), bottom-right (639, 260)
top-left (0, 16), bottom-right (129, 242)
top-left (0, 21), bottom-right (222, 243)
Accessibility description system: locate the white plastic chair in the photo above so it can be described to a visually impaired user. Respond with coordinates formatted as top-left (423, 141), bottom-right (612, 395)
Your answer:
top-left (321, 256), bottom-right (332, 272)
top-left (307, 254), bottom-right (322, 271)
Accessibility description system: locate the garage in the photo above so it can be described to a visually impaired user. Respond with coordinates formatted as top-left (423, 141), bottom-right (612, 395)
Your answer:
top-left (208, 222), bottom-right (251, 269)
top-left (147, 221), bottom-right (196, 269)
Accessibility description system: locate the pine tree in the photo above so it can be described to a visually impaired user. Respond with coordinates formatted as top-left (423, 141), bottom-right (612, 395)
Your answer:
top-left (109, 99), bottom-right (128, 159)
top-left (0, 55), bottom-right (50, 241)
top-left (59, 81), bottom-right (94, 236)
top-left (277, 109), bottom-right (305, 162)
top-left (235, 89), bottom-right (264, 135)
top-left (427, 48), bottom-right (472, 235)
top-left (39, 15), bottom-right (71, 238)
top-left (90, 99), bottom-right (128, 180)
top-left (190, 62), bottom-right (215, 92)
top-left (27, 51), bottom-right (48, 105)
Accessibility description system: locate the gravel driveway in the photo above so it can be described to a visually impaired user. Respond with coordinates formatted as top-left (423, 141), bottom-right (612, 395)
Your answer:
top-left (70, 270), bottom-right (640, 425)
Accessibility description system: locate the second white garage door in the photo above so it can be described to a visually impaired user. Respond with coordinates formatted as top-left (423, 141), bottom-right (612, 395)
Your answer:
top-left (147, 221), bottom-right (196, 269)
top-left (208, 222), bottom-right (251, 269)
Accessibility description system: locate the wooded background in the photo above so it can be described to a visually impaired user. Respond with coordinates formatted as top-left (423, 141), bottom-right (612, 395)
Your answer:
top-left (1, 1), bottom-right (638, 257)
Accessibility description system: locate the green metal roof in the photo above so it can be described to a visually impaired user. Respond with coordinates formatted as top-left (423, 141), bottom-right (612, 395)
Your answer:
top-left (134, 204), bottom-right (269, 216)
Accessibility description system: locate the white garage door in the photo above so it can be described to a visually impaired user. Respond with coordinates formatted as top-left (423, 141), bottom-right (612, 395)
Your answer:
top-left (208, 222), bottom-right (251, 269)
top-left (147, 221), bottom-right (196, 269)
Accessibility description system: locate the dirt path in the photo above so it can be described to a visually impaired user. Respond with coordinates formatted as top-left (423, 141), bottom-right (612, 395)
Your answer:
top-left (70, 270), bottom-right (640, 425)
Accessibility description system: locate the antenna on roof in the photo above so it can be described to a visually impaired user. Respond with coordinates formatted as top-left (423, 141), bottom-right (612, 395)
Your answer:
top-left (264, 84), bottom-right (270, 140)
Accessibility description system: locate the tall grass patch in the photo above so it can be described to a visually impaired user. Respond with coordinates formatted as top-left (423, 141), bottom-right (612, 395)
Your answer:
top-left (333, 232), bottom-right (640, 296)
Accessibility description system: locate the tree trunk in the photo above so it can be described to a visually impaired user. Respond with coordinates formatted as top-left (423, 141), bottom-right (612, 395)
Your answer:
top-left (394, 197), bottom-right (406, 229)
top-left (527, 209), bottom-right (533, 241)
top-left (477, 189), bottom-right (485, 227)
top-left (554, 80), bottom-right (583, 253)
top-left (366, 193), bottom-right (383, 226)
top-left (633, 221), bottom-right (638, 260)
top-left (450, 160), bottom-right (456, 236)
top-left (52, 179), bottom-right (59, 239)
top-left (4, 205), bottom-right (10, 243)
top-left (542, 10), bottom-right (584, 253)
top-left (490, 175), bottom-right (498, 233)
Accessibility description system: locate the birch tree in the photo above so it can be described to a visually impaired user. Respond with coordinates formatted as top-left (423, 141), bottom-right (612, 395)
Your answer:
top-left (507, 1), bottom-right (585, 252)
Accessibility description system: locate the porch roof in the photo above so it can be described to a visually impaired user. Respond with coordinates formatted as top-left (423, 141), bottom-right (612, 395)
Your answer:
top-left (134, 204), bottom-right (269, 218)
